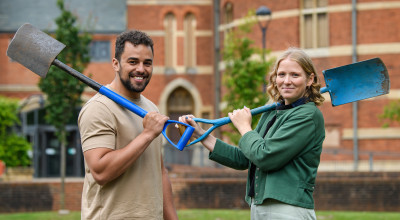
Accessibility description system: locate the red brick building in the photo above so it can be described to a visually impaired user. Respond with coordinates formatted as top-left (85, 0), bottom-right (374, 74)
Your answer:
top-left (0, 0), bottom-right (399, 174)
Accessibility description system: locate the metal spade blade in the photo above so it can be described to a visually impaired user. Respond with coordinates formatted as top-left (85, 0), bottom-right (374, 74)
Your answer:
top-left (322, 57), bottom-right (390, 106)
top-left (6, 23), bottom-right (65, 78)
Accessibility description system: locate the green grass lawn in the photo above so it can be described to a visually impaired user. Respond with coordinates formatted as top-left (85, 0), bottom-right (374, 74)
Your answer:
top-left (0, 210), bottom-right (399, 220)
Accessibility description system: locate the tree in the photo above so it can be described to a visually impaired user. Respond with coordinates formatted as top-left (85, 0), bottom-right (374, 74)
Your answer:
top-left (222, 11), bottom-right (274, 144)
top-left (38, 0), bottom-right (91, 211)
top-left (0, 96), bottom-right (32, 167)
top-left (381, 100), bottom-right (400, 127)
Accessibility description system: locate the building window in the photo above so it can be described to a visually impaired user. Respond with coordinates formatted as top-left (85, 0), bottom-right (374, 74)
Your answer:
top-left (164, 87), bottom-right (194, 165)
top-left (223, 2), bottom-right (234, 42)
top-left (164, 12), bottom-right (177, 74)
top-left (90, 41), bottom-right (110, 62)
top-left (184, 13), bottom-right (197, 74)
top-left (301, 0), bottom-right (329, 49)
top-left (167, 87), bottom-right (194, 114)
top-left (224, 2), bottom-right (233, 24)
top-left (166, 87), bottom-right (194, 143)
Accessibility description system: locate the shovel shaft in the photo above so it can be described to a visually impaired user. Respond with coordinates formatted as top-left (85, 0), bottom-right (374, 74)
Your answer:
top-left (53, 59), bottom-right (102, 91)
top-left (52, 59), bottom-right (193, 150)
top-left (187, 87), bottom-right (329, 146)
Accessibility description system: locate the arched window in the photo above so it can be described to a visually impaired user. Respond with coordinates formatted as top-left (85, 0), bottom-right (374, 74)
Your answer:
top-left (166, 87), bottom-right (194, 144)
top-left (167, 87), bottom-right (194, 119)
top-left (184, 13), bottom-right (197, 73)
top-left (164, 12), bottom-right (177, 74)
top-left (224, 2), bottom-right (233, 24)
top-left (164, 87), bottom-right (194, 165)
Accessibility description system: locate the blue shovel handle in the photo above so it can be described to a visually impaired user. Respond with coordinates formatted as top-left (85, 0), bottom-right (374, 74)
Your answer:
top-left (187, 87), bottom-right (329, 146)
top-left (188, 102), bottom-right (279, 146)
top-left (51, 59), bottom-right (194, 151)
top-left (99, 86), bottom-right (194, 151)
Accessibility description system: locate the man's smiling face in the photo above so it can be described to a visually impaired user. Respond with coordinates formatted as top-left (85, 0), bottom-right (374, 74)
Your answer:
top-left (113, 42), bottom-right (153, 96)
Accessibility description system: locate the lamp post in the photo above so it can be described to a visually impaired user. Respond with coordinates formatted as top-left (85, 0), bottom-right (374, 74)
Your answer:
top-left (256, 6), bottom-right (272, 93)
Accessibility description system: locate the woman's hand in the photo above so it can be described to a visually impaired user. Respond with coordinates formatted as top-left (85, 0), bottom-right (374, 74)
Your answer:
top-left (178, 115), bottom-right (216, 152)
top-left (178, 115), bottom-right (205, 139)
top-left (228, 106), bottom-right (253, 136)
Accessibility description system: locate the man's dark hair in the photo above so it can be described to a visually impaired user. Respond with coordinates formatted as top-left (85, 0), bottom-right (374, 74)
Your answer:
top-left (114, 29), bottom-right (154, 61)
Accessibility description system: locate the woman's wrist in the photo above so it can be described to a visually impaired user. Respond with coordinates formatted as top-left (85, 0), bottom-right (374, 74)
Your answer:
top-left (238, 127), bottom-right (252, 136)
top-left (201, 135), bottom-right (216, 152)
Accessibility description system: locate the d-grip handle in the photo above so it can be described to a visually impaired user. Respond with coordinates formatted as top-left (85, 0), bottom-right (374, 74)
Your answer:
top-left (162, 121), bottom-right (194, 151)
top-left (99, 87), bottom-right (194, 151)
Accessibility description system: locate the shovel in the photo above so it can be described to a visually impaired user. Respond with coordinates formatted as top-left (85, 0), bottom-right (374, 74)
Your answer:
top-left (6, 23), bottom-right (194, 151)
top-left (180, 56), bottom-right (390, 146)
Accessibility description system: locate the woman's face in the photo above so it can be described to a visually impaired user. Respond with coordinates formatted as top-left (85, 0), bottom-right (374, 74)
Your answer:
top-left (276, 58), bottom-right (314, 105)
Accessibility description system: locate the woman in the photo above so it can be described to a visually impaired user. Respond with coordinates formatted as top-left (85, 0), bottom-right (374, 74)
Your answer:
top-left (179, 47), bottom-right (325, 220)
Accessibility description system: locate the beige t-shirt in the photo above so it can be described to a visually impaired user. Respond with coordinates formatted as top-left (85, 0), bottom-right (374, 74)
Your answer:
top-left (78, 91), bottom-right (163, 220)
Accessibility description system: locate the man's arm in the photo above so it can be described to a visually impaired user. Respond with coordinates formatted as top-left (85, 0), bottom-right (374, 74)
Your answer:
top-left (83, 112), bottom-right (168, 185)
top-left (161, 156), bottom-right (178, 220)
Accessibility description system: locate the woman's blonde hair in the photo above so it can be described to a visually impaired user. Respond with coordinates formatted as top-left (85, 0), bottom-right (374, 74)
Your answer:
top-left (266, 47), bottom-right (325, 106)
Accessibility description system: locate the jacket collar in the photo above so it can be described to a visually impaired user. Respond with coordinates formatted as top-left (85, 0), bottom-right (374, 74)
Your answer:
top-left (277, 97), bottom-right (307, 110)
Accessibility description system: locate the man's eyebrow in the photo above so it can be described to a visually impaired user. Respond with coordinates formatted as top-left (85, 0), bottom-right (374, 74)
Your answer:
top-left (127, 57), bottom-right (152, 62)
top-left (127, 57), bottom-right (139, 60)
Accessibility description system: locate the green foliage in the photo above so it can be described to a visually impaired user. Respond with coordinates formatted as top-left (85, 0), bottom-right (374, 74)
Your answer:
top-left (0, 134), bottom-right (32, 167)
top-left (0, 96), bottom-right (32, 167)
top-left (38, 0), bottom-right (92, 144)
top-left (380, 100), bottom-right (400, 127)
top-left (0, 96), bottom-right (19, 135)
top-left (222, 11), bottom-right (274, 144)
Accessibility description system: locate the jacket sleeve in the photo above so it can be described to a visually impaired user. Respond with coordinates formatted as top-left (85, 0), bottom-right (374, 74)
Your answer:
top-left (209, 139), bottom-right (249, 170)
top-left (238, 110), bottom-right (318, 172)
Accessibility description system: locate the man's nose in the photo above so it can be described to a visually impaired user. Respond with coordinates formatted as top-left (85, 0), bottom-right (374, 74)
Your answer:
top-left (136, 63), bottom-right (145, 72)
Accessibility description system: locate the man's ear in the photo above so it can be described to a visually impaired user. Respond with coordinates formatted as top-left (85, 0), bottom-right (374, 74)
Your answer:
top-left (112, 58), bottom-right (120, 71)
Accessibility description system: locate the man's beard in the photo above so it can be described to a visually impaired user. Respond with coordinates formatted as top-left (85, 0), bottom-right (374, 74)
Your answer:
top-left (118, 70), bottom-right (149, 93)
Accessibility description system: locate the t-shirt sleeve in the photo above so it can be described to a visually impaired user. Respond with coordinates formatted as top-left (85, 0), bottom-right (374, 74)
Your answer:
top-left (78, 100), bottom-right (116, 152)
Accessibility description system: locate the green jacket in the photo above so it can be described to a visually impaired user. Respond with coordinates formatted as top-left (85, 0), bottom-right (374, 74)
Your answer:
top-left (209, 102), bottom-right (325, 209)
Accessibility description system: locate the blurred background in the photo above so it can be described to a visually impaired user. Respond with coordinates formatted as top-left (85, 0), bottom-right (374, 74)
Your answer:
top-left (0, 0), bottom-right (399, 214)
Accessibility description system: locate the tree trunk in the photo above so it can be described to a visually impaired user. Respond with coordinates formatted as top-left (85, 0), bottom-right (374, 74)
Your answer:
top-left (60, 131), bottom-right (66, 212)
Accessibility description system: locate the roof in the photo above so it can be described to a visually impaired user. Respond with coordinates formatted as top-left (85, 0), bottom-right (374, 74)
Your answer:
top-left (0, 0), bottom-right (126, 33)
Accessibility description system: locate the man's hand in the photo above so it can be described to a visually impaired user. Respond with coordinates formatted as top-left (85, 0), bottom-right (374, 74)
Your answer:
top-left (143, 112), bottom-right (169, 138)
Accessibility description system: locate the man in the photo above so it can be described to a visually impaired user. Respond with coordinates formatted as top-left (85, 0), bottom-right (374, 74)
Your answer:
top-left (78, 30), bottom-right (178, 219)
